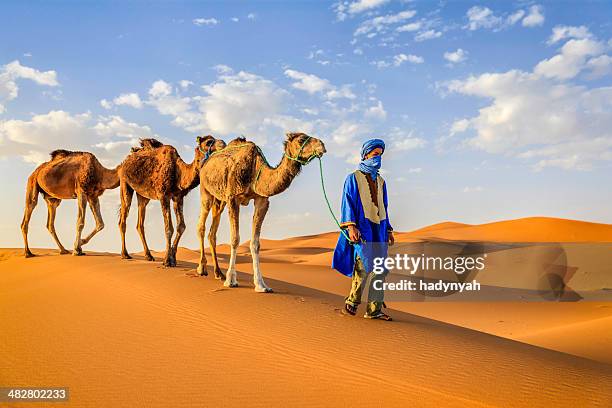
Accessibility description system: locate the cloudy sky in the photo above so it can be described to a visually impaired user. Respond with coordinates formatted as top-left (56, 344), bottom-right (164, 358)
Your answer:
top-left (1, 0), bottom-right (611, 252)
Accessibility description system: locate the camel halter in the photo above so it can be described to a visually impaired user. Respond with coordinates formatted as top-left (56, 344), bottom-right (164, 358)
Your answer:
top-left (283, 136), bottom-right (321, 165)
top-left (198, 140), bottom-right (215, 165)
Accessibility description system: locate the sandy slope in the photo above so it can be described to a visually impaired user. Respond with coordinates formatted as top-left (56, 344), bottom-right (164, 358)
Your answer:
top-left (404, 216), bottom-right (612, 242)
top-left (1, 247), bottom-right (611, 407)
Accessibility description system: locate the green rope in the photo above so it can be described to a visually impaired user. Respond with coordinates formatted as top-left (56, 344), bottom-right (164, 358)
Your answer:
top-left (317, 157), bottom-right (353, 244)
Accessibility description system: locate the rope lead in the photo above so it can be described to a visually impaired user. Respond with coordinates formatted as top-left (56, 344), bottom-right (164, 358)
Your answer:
top-left (317, 157), bottom-right (353, 244)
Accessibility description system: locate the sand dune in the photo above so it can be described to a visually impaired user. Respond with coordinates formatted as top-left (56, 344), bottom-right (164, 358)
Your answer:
top-left (405, 216), bottom-right (612, 242)
top-left (1, 246), bottom-right (611, 407)
top-left (2, 217), bottom-right (612, 406)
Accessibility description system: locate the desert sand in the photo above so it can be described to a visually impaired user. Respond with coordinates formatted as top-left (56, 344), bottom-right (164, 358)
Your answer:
top-left (1, 217), bottom-right (612, 407)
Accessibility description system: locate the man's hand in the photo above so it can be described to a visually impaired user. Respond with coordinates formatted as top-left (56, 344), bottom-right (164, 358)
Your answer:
top-left (388, 231), bottom-right (394, 246)
top-left (347, 225), bottom-right (361, 243)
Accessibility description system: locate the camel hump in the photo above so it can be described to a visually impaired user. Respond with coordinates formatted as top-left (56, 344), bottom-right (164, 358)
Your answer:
top-left (228, 136), bottom-right (248, 145)
top-left (49, 149), bottom-right (88, 160)
top-left (49, 149), bottom-right (74, 160)
top-left (131, 138), bottom-right (164, 153)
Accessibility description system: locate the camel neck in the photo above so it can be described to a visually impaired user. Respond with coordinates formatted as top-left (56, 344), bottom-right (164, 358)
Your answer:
top-left (101, 165), bottom-right (120, 190)
top-left (176, 156), bottom-right (200, 192)
top-left (254, 150), bottom-right (302, 197)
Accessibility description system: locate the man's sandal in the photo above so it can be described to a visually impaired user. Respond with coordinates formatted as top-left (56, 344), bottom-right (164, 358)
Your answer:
top-left (364, 311), bottom-right (393, 321)
top-left (342, 303), bottom-right (357, 316)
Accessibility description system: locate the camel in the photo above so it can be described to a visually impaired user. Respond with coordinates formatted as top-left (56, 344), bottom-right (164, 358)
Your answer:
top-left (196, 132), bottom-right (326, 292)
top-left (21, 150), bottom-right (120, 257)
top-left (118, 135), bottom-right (224, 267)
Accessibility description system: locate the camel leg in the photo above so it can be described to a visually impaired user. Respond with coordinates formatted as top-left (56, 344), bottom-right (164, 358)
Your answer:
top-left (21, 180), bottom-right (39, 258)
top-left (44, 197), bottom-right (69, 254)
top-left (119, 182), bottom-right (134, 259)
top-left (223, 198), bottom-right (240, 288)
top-left (136, 194), bottom-right (154, 261)
top-left (196, 191), bottom-right (214, 276)
top-left (72, 193), bottom-right (87, 256)
top-left (251, 197), bottom-right (272, 293)
top-left (209, 200), bottom-right (226, 280)
top-left (160, 197), bottom-right (175, 267)
top-left (80, 196), bottom-right (104, 247)
top-left (170, 196), bottom-right (186, 264)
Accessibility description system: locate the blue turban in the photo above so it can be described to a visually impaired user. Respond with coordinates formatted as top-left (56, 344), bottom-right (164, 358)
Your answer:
top-left (360, 138), bottom-right (385, 159)
top-left (358, 138), bottom-right (385, 180)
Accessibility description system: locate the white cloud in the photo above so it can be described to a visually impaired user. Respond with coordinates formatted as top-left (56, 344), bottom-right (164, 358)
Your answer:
top-left (522, 5), bottom-right (545, 27)
top-left (586, 54), bottom-right (612, 78)
top-left (285, 69), bottom-right (330, 94)
top-left (465, 6), bottom-right (501, 31)
top-left (179, 80), bottom-right (194, 89)
top-left (547, 25), bottom-right (592, 45)
top-left (231, 17), bottom-right (239, 22)
top-left (199, 71), bottom-right (292, 139)
top-left (0, 110), bottom-right (153, 165)
top-left (100, 99), bottom-right (112, 110)
top-left (408, 167), bottom-right (422, 174)
top-left (247, 13), bottom-right (256, 20)
top-left (506, 10), bottom-right (525, 26)
top-left (535, 38), bottom-right (605, 80)
top-left (365, 100), bottom-right (387, 120)
top-left (0, 60), bottom-right (59, 113)
top-left (391, 136), bottom-right (426, 152)
top-left (147, 80), bottom-right (201, 131)
top-left (372, 53), bottom-right (423, 68)
top-left (193, 18), bottom-right (219, 26)
top-left (149, 79), bottom-right (173, 98)
top-left (325, 85), bottom-right (356, 99)
top-left (348, 0), bottom-right (389, 15)
top-left (113, 92), bottom-right (143, 109)
top-left (465, 5), bottom-right (543, 31)
top-left (354, 10), bottom-right (417, 37)
top-left (353, 48), bottom-right (364, 55)
top-left (213, 64), bottom-right (233, 74)
top-left (444, 48), bottom-right (468, 64)
top-left (284, 69), bottom-right (355, 99)
top-left (334, 0), bottom-right (390, 21)
top-left (444, 31), bottom-right (612, 171)
top-left (397, 21), bottom-right (421, 32)
top-left (414, 29), bottom-right (442, 42)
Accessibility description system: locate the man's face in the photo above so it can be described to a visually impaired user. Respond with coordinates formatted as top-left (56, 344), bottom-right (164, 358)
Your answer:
top-left (365, 147), bottom-right (383, 159)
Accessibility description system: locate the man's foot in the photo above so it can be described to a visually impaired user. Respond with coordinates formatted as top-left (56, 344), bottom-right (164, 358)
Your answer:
top-left (364, 311), bottom-right (392, 321)
top-left (341, 303), bottom-right (357, 316)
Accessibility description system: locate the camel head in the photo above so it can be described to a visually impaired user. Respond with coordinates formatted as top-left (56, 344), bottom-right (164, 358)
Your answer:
top-left (284, 132), bottom-right (326, 165)
top-left (195, 135), bottom-right (224, 167)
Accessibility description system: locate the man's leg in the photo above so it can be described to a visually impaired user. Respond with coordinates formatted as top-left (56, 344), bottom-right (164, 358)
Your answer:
top-left (365, 269), bottom-right (389, 317)
top-left (345, 256), bottom-right (367, 309)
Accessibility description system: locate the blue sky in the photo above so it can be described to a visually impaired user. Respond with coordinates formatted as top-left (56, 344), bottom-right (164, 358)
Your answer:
top-left (1, 0), bottom-right (611, 252)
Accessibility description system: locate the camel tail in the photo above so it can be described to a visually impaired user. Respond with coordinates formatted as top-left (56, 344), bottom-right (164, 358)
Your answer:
top-left (24, 170), bottom-right (41, 204)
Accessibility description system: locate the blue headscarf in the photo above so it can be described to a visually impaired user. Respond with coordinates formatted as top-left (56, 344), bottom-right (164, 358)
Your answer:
top-left (358, 138), bottom-right (385, 179)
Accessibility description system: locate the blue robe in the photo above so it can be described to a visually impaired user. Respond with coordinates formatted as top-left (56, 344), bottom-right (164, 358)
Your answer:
top-left (332, 170), bottom-right (392, 277)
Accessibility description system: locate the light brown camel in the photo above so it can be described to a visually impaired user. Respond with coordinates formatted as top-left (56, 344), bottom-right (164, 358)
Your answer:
top-left (196, 133), bottom-right (326, 292)
top-left (118, 136), bottom-right (223, 267)
top-left (21, 150), bottom-right (120, 257)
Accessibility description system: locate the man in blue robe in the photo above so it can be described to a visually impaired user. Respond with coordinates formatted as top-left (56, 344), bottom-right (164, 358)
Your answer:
top-left (332, 138), bottom-right (394, 321)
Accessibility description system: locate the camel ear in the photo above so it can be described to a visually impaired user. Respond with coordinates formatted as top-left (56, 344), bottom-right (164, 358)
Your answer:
top-left (196, 136), bottom-right (203, 144)
top-left (285, 132), bottom-right (296, 141)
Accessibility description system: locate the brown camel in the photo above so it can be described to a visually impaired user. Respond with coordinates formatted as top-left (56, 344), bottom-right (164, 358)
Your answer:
top-left (118, 135), bottom-right (223, 267)
top-left (21, 150), bottom-right (120, 257)
top-left (196, 133), bottom-right (326, 292)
